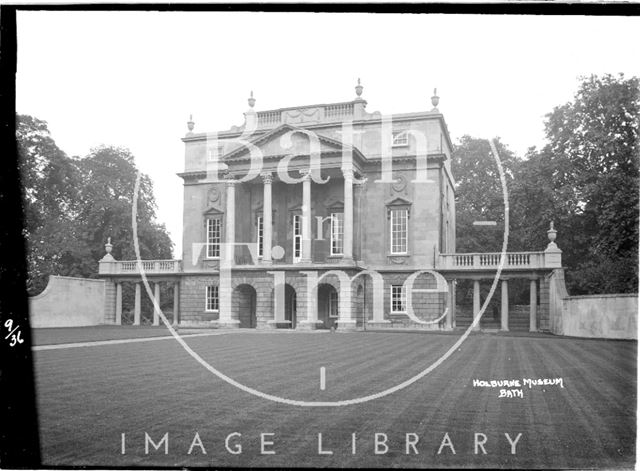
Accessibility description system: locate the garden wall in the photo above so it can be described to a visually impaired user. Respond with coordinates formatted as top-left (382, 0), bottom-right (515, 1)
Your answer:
top-left (29, 276), bottom-right (106, 327)
top-left (548, 269), bottom-right (637, 340)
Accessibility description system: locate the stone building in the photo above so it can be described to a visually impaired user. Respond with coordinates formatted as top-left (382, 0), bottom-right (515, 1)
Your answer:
top-left (99, 80), bottom-right (563, 331)
top-left (177, 81), bottom-right (455, 330)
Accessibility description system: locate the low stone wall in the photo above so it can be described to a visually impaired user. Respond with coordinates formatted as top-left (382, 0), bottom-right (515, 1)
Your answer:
top-left (561, 294), bottom-right (638, 340)
top-left (548, 269), bottom-right (637, 340)
top-left (29, 276), bottom-right (106, 328)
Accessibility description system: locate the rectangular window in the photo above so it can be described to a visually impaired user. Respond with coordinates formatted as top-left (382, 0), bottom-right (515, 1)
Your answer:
top-left (390, 209), bottom-right (408, 254)
top-left (257, 216), bottom-right (263, 258)
top-left (391, 285), bottom-right (406, 313)
top-left (206, 218), bottom-right (221, 258)
top-left (208, 143), bottom-right (225, 161)
top-left (392, 130), bottom-right (409, 147)
top-left (206, 285), bottom-right (219, 312)
top-left (328, 290), bottom-right (339, 318)
top-left (292, 214), bottom-right (302, 262)
top-left (330, 212), bottom-right (344, 255)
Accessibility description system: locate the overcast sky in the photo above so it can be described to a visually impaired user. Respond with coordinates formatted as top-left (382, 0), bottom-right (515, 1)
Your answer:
top-left (16, 12), bottom-right (640, 257)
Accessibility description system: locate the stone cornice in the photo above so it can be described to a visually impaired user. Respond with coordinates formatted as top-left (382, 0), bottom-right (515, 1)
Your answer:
top-left (182, 111), bottom-right (452, 151)
top-left (178, 153), bottom-right (448, 182)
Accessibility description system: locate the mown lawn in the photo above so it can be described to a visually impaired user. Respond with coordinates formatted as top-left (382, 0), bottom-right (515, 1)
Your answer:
top-left (33, 330), bottom-right (636, 468)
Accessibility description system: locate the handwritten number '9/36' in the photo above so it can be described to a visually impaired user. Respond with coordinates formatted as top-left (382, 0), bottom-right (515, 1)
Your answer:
top-left (4, 319), bottom-right (24, 347)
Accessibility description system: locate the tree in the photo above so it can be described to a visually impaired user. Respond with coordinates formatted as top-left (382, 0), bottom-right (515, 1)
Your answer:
top-left (76, 145), bottom-right (173, 265)
top-left (17, 115), bottom-right (85, 294)
top-left (451, 135), bottom-right (520, 253)
top-left (536, 74), bottom-right (639, 294)
top-left (17, 116), bottom-right (174, 296)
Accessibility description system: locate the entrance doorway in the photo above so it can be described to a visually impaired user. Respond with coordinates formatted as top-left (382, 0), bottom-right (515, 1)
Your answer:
top-left (234, 284), bottom-right (257, 328)
top-left (318, 284), bottom-right (339, 329)
top-left (284, 284), bottom-right (297, 329)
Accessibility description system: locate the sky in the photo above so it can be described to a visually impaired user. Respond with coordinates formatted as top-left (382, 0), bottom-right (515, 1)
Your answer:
top-left (15, 11), bottom-right (640, 257)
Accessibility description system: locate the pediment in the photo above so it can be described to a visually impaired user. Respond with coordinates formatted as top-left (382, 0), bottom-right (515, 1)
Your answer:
top-left (324, 196), bottom-right (344, 210)
top-left (385, 196), bottom-right (412, 207)
top-left (203, 206), bottom-right (224, 216)
top-left (224, 124), bottom-right (365, 163)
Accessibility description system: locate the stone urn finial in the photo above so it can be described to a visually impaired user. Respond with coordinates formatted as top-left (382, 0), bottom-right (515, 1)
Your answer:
top-left (431, 88), bottom-right (440, 110)
top-left (355, 78), bottom-right (363, 98)
top-left (248, 90), bottom-right (256, 108)
top-left (100, 237), bottom-right (115, 262)
top-left (187, 114), bottom-right (195, 133)
top-left (547, 221), bottom-right (557, 243)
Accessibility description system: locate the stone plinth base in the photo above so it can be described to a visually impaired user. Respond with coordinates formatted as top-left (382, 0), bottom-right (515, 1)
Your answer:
top-left (366, 321), bottom-right (391, 329)
top-left (296, 320), bottom-right (324, 330)
top-left (337, 320), bottom-right (358, 331)
top-left (178, 320), bottom-right (218, 329)
top-left (217, 320), bottom-right (241, 329)
top-left (266, 320), bottom-right (292, 329)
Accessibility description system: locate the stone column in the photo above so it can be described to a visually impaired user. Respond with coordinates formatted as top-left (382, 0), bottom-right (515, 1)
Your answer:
top-left (501, 279), bottom-right (509, 331)
top-left (173, 282), bottom-right (180, 326)
top-left (446, 280), bottom-right (454, 330)
top-left (337, 285), bottom-right (356, 331)
top-left (134, 282), bottom-right (141, 326)
top-left (219, 177), bottom-right (239, 327)
top-left (225, 177), bottom-right (236, 263)
top-left (452, 280), bottom-right (457, 329)
top-left (342, 168), bottom-right (353, 261)
top-left (261, 172), bottom-right (273, 264)
top-left (353, 179), bottom-right (366, 261)
top-left (529, 279), bottom-right (537, 332)
top-left (153, 282), bottom-right (160, 326)
top-left (115, 282), bottom-right (122, 325)
top-left (472, 280), bottom-right (480, 331)
top-left (297, 271), bottom-right (323, 330)
top-left (301, 171), bottom-right (312, 263)
top-left (267, 270), bottom-right (288, 328)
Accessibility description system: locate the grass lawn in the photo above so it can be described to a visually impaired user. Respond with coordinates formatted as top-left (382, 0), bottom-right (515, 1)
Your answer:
top-left (32, 325), bottom-right (175, 346)
top-left (33, 330), bottom-right (636, 468)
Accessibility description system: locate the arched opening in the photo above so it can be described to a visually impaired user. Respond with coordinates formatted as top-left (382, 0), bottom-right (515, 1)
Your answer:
top-left (233, 284), bottom-right (257, 328)
top-left (355, 283), bottom-right (365, 327)
top-left (284, 284), bottom-right (297, 329)
top-left (317, 283), bottom-right (339, 329)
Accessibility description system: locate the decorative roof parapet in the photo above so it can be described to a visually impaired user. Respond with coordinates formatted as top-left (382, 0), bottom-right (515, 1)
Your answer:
top-left (250, 100), bottom-right (370, 129)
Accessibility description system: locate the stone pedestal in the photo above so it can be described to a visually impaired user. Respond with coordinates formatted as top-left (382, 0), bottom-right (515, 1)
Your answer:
top-left (217, 320), bottom-right (241, 329)
top-left (297, 320), bottom-right (324, 330)
top-left (337, 320), bottom-right (358, 331)
top-left (266, 319), bottom-right (292, 329)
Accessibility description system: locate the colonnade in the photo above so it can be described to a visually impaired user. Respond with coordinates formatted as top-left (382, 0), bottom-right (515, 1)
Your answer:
top-left (218, 169), bottom-right (359, 327)
top-left (222, 169), bottom-right (357, 265)
top-left (114, 281), bottom-right (179, 326)
top-left (468, 278), bottom-right (538, 332)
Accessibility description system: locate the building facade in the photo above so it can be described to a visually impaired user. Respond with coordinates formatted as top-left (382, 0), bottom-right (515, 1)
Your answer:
top-left (177, 82), bottom-right (456, 330)
top-left (98, 81), bottom-right (563, 332)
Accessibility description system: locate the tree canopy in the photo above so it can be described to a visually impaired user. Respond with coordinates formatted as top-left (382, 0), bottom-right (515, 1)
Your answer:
top-left (452, 74), bottom-right (639, 295)
top-left (18, 115), bottom-right (173, 295)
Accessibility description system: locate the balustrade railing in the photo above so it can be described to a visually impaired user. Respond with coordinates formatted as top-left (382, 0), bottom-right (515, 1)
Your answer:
top-left (324, 103), bottom-right (354, 118)
top-left (255, 102), bottom-right (357, 128)
top-left (257, 110), bottom-right (281, 126)
top-left (99, 259), bottom-right (182, 275)
top-left (438, 252), bottom-right (546, 270)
